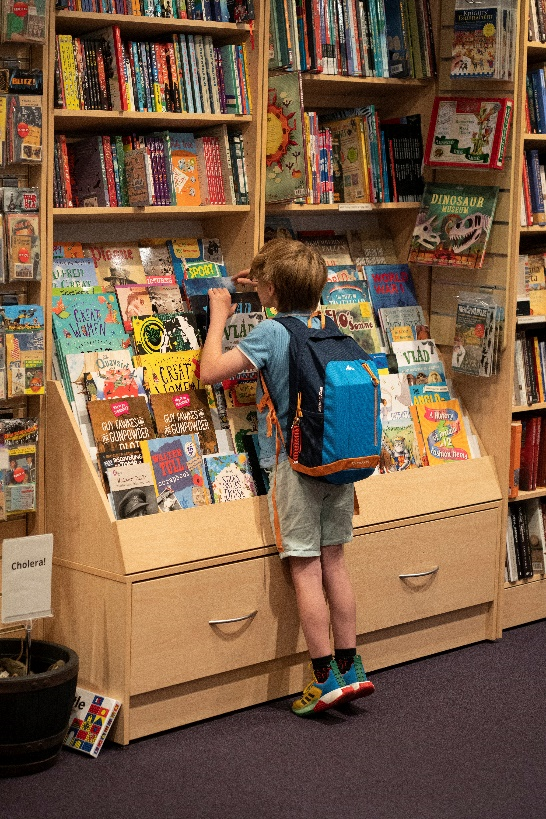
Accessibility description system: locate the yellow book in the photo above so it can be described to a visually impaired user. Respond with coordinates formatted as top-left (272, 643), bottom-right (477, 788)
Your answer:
top-left (134, 350), bottom-right (202, 394)
top-left (533, 336), bottom-right (545, 403)
top-left (57, 35), bottom-right (80, 111)
top-left (0, 95), bottom-right (6, 166)
top-left (415, 399), bottom-right (472, 466)
top-left (324, 117), bottom-right (370, 203)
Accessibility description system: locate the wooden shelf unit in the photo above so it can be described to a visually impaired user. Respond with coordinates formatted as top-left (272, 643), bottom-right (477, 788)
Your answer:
top-left (42, 0), bottom-right (509, 742)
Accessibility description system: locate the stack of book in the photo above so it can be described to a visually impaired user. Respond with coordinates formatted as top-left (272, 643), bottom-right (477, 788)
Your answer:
top-left (53, 128), bottom-right (248, 208)
top-left (55, 30), bottom-right (252, 115)
top-left (513, 329), bottom-right (546, 407)
top-left (57, 0), bottom-right (254, 22)
top-left (450, 0), bottom-right (516, 81)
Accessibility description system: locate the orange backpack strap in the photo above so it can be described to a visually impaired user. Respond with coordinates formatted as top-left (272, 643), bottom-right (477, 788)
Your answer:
top-left (258, 371), bottom-right (285, 553)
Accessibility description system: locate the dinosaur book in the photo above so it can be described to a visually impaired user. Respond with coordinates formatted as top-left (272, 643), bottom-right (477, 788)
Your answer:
top-left (408, 183), bottom-right (499, 269)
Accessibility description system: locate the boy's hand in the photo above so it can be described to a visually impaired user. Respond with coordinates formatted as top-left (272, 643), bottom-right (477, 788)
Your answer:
top-left (208, 288), bottom-right (237, 322)
top-left (231, 268), bottom-right (257, 289)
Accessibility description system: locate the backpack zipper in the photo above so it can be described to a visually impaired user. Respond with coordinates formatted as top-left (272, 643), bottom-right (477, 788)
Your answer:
top-left (361, 362), bottom-right (379, 447)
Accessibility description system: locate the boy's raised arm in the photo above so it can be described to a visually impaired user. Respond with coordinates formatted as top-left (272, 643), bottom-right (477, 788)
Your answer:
top-left (200, 288), bottom-right (253, 384)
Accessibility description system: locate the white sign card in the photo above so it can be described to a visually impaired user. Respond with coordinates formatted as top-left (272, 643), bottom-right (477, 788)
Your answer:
top-left (1, 534), bottom-right (53, 623)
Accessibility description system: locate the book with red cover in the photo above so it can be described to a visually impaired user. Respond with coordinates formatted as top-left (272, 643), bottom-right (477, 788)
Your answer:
top-left (509, 420), bottom-right (522, 499)
top-left (519, 416), bottom-right (539, 492)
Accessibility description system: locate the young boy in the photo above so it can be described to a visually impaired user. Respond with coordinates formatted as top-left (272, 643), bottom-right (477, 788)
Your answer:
top-left (200, 238), bottom-right (375, 716)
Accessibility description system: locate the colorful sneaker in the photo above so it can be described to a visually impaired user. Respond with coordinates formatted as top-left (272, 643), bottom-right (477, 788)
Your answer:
top-left (291, 660), bottom-right (350, 716)
top-left (340, 654), bottom-right (375, 701)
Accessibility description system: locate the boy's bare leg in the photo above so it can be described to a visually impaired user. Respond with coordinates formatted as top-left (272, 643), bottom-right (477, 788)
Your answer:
top-left (288, 555), bottom-right (331, 658)
top-left (320, 545), bottom-right (357, 649)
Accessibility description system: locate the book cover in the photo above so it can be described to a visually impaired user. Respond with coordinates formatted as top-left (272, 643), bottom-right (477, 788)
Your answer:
top-left (107, 462), bottom-right (160, 518)
top-left (415, 399), bottom-right (473, 466)
top-left (132, 312), bottom-right (202, 354)
top-left (63, 687), bottom-right (121, 758)
top-left (525, 253), bottom-right (546, 316)
top-left (364, 264), bottom-right (418, 317)
top-left (452, 298), bottom-right (496, 377)
top-left (322, 116), bottom-right (370, 203)
top-left (297, 232), bottom-right (353, 266)
top-left (124, 147), bottom-right (153, 206)
top-left (140, 434), bottom-right (210, 509)
top-left (378, 305), bottom-right (430, 348)
top-left (167, 237), bottom-right (223, 285)
top-left (378, 373), bottom-right (421, 472)
top-left (2, 417), bottom-right (38, 516)
top-left (226, 405), bottom-right (258, 453)
top-left (450, 6), bottom-right (499, 79)
top-left (5, 213), bottom-right (40, 281)
top-left (409, 382), bottom-right (452, 405)
top-left (2, 186), bottom-right (39, 212)
top-left (150, 390), bottom-right (218, 454)
top-left (97, 447), bottom-right (144, 493)
top-left (114, 285), bottom-right (153, 332)
top-left (138, 239), bottom-right (177, 285)
top-left (203, 452), bottom-right (257, 502)
top-left (322, 302), bottom-right (383, 355)
top-left (392, 338), bottom-right (447, 385)
top-left (527, 498), bottom-right (546, 574)
top-left (265, 71), bottom-right (307, 203)
top-left (321, 281), bottom-right (371, 305)
top-left (5, 329), bottom-right (44, 397)
top-left (167, 132), bottom-right (202, 205)
top-left (184, 260), bottom-right (228, 279)
top-left (135, 350), bottom-right (202, 393)
top-left (148, 285), bottom-right (186, 314)
top-left (222, 312), bottom-right (265, 354)
top-left (89, 366), bottom-right (145, 401)
top-left (408, 183), bottom-right (499, 269)
top-left (52, 293), bottom-right (125, 341)
top-left (52, 258), bottom-right (100, 294)
top-left (183, 275), bottom-right (234, 300)
top-left (325, 265), bottom-right (362, 283)
top-left (87, 396), bottom-right (156, 455)
top-left (508, 420), bottom-right (522, 499)
top-left (7, 95), bottom-right (42, 163)
top-left (69, 137), bottom-right (109, 207)
top-left (83, 243), bottom-right (146, 291)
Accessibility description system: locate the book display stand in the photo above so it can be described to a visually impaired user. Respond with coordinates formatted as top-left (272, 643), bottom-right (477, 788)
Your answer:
top-left (40, 0), bottom-right (513, 746)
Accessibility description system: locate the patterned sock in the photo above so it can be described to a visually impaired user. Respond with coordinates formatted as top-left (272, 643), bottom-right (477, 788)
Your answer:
top-left (334, 648), bottom-right (356, 675)
top-left (311, 654), bottom-right (333, 683)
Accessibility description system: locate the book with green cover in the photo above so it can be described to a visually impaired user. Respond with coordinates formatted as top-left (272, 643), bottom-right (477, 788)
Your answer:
top-left (265, 71), bottom-right (307, 204)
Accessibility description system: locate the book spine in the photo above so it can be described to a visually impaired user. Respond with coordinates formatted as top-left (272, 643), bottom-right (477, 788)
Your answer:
top-left (516, 502), bottom-right (535, 578)
top-left (178, 34), bottom-right (195, 113)
top-left (508, 420), bottom-right (522, 499)
top-left (527, 149), bottom-right (546, 224)
top-left (110, 137), bottom-right (122, 206)
top-left (186, 35), bottom-right (203, 113)
top-left (114, 134), bottom-right (129, 205)
top-left (194, 34), bottom-right (212, 113)
top-left (57, 35), bottom-right (80, 110)
top-left (112, 26), bottom-right (128, 111)
top-left (101, 136), bottom-right (117, 206)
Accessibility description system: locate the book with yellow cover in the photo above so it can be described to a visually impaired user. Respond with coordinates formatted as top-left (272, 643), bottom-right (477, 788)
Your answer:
top-left (134, 350), bottom-right (202, 394)
top-left (415, 399), bottom-right (472, 466)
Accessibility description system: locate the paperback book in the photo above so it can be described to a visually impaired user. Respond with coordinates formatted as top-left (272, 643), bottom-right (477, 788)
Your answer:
top-left (203, 452), bottom-right (257, 502)
top-left (63, 688), bottom-right (121, 758)
top-left (132, 313), bottom-right (202, 354)
top-left (86, 396), bottom-right (156, 455)
top-left (140, 434), bottom-right (210, 510)
top-left (392, 338), bottom-right (447, 385)
top-left (378, 373), bottom-right (421, 473)
top-left (107, 462), bottom-right (160, 519)
top-left (415, 399), bottom-right (473, 466)
top-left (134, 350), bottom-right (202, 394)
top-left (322, 303), bottom-right (383, 355)
top-left (150, 390), bottom-right (218, 455)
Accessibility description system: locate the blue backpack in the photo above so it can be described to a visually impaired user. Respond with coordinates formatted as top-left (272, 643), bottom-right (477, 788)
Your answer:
top-left (259, 314), bottom-right (382, 484)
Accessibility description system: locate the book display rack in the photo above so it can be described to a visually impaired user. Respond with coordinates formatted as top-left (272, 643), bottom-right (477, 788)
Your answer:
top-left (39, 0), bottom-right (516, 746)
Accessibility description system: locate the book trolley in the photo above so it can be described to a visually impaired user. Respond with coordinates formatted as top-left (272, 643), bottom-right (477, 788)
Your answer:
top-left (39, 0), bottom-right (525, 745)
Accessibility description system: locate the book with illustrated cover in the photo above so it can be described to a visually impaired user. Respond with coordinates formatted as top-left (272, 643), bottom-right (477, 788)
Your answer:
top-left (203, 452), bottom-right (257, 502)
top-left (140, 434), bottom-right (210, 510)
top-left (409, 382), bottom-right (452, 405)
top-left (124, 148), bottom-right (152, 207)
top-left (297, 233), bottom-right (353, 266)
top-left (378, 373), bottom-right (421, 473)
top-left (167, 237), bottom-right (224, 285)
top-left (6, 95), bottom-right (42, 163)
top-left (378, 306), bottom-right (430, 349)
top-left (2, 186), bottom-right (39, 212)
top-left (52, 258), bottom-right (100, 294)
top-left (184, 260), bottom-right (228, 279)
top-left (114, 285), bottom-right (153, 333)
top-left (52, 293), bottom-right (124, 341)
top-left (222, 312), bottom-right (265, 354)
top-left (392, 338), bottom-right (447, 385)
top-left (408, 183), bottom-right (499, 269)
top-left (63, 688), bottom-right (121, 758)
top-left (425, 97), bottom-right (513, 170)
top-left (97, 448), bottom-right (144, 493)
top-left (222, 374), bottom-right (257, 408)
top-left (322, 303), bottom-right (383, 355)
top-left (452, 297), bottom-right (497, 377)
top-left (138, 240), bottom-right (177, 286)
top-left (450, 1), bottom-right (515, 81)
top-left (88, 367), bottom-right (145, 402)
top-left (53, 241), bottom-right (84, 259)
top-left (150, 390), bottom-right (218, 455)
top-left (3, 313), bottom-right (44, 398)
top-left (523, 253), bottom-right (546, 316)
top-left (64, 348), bottom-right (134, 408)
top-left (182, 275), bottom-right (235, 303)
top-left (6, 213), bottom-right (40, 280)
top-left (134, 350), bottom-right (202, 394)
top-left (82, 243), bottom-right (146, 292)
top-left (325, 265), bottom-right (362, 283)
top-left (364, 264), bottom-right (418, 319)
top-left (132, 313), bottom-right (202, 355)
top-left (148, 285), bottom-right (186, 314)
top-left (265, 71), bottom-right (306, 204)
top-left (2, 417), bottom-right (38, 515)
top-left (107, 462), bottom-right (160, 519)
top-left (322, 281), bottom-right (371, 305)
top-left (226, 406), bottom-right (258, 453)
top-left (87, 396), bottom-right (155, 455)
top-left (415, 399), bottom-right (473, 466)
top-left (167, 132), bottom-right (202, 206)
top-left (69, 137), bottom-right (109, 207)
top-left (322, 117), bottom-right (369, 204)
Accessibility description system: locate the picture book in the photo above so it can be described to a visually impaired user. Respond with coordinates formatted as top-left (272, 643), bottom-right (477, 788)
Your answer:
top-left (5, 212), bottom-right (40, 280)
top-left (51, 293), bottom-right (125, 341)
top-left (364, 264), bottom-right (418, 318)
top-left (203, 453), bottom-right (257, 502)
top-left (222, 312), bottom-right (265, 354)
top-left (415, 399), bottom-right (473, 466)
top-left (167, 132), bottom-right (202, 206)
top-left (265, 71), bottom-right (306, 204)
top-left (425, 97), bottom-right (513, 170)
top-left (140, 435), bottom-right (210, 510)
top-left (107, 463), bottom-right (159, 519)
top-left (150, 390), bottom-right (218, 455)
top-left (226, 406), bottom-right (258, 453)
top-left (138, 240), bottom-right (177, 286)
top-left (378, 306), bottom-right (430, 349)
top-left (408, 183), bottom-right (499, 269)
top-left (378, 373), bottom-right (421, 472)
top-left (134, 350), bottom-right (202, 394)
top-left (452, 297), bottom-right (497, 377)
top-left (167, 237), bottom-right (224, 285)
top-left (87, 396), bottom-right (156, 455)
top-left (322, 117), bottom-right (369, 204)
top-left (89, 367), bottom-right (145, 401)
top-left (148, 285), bottom-right (186, 315)
top-left (322, 281), bottom-right (371, 305)
top-left (297, 233), bottom-right (353, 266)
top-left (63, 687), bottom-right (121, 758)
top-left (392, 339), bottom-right (447, 385)
top-left (82, 243), bottom-right (146, 292)
top-left (450, 2), bottom-right (512, 80)
top-left (132, 313), bottom-right (202, 355)
top-left (325, 265), bottom-right (362, 283)
top-left (322, 303), bottom-right (383, 355)
top-left (114, 285), bottom-right (153, 332)
top-left (52, 258), bottom-right (100, 294)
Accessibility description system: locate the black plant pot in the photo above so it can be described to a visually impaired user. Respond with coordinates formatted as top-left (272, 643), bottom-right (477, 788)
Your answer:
top-left (0, 639), bottom-right (79, 777)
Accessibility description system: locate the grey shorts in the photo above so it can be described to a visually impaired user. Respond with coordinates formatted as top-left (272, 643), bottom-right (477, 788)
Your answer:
top-left (266, 459), bottom-right (354, 559)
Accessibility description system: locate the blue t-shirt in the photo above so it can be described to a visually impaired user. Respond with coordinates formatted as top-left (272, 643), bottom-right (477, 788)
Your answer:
top-left (238, 312), bottom-right (320, 468)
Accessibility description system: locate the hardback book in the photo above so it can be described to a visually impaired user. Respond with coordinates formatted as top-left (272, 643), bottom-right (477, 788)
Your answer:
top-left (322, 302), bottom-right (383, 355)
top-left (364, 264), bottom-right (418, 319)
top-left (52, 258), bottom-right (100, 294)
top-left (392, 338), bottom-right (447, 385)
top-left (88, 367), bottom-right (145, 401)
top-left (322, 116), bottom-right (370, 203)
top-left (167, 132), bottom-right (202, 206)
top-left (325, 265), bottom-right (362, 283)
top-left (150, 390), bottom-right (218, 455)
top-left (425, 96), bottom-right (513, 170)
top-left (114, 285), bottom-right (153, 332)
top-left (378, 306), bottom-right (430, 349)
top-left (87, 396), bottom-right (156, 455)
top-left (203, 452), bottom-right (257, 502)
top-left (107, 462), bottom-right (160, 519)
top-left (505, 511), bottom-right (519, 583)
top-left (134, 350), bottom-right (202, 394)
top-left (132, 313), bottom-right (202, 354)
top-left (140, 434), bottom-right (210, 509)
top-left (63, 687), bottom-right (121, 758)
top-left (6, 95), bottom-right (42, 163)
top-left (82, 243), bottom-right (146, 291)
top-left (408, 183), bottom-right (499, 269)
top-left (513, 501), bottom-right (534, 579)
top-left (378, 373), bottom-right (421, 473)
top-left (64, 347), bottom-right (134, 408)
top-left (297, 232), bottom-right (353, 266)
top-left (51, 293), bottom-right (125, 341)
top-left (5, 212), bottom-right (40, 281)
top-left (167, 237), bottom-right (224, 285)
top-left (322, 281), bottom-right (371, 305)
top-left (265, 71), bottom-right (307, 204)
top-left (415, 399), bottom-right (473, 466)
top-left (226, 405), bottom-right (258, 453)
top-left (138, 240), bottom-right (177, 285)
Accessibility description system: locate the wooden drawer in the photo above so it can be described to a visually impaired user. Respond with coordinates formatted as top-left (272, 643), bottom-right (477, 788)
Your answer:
top-left (347, 508), bottom-right (499, 634)
top-left (130, 556), bottom-right (306, 695)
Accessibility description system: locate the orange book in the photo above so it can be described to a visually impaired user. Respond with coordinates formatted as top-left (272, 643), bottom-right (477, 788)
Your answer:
top-left (409, 405), bottom-right (429, 467)
top-left (509, 420), bottom-right (522, 498)
top-left (415, 399), bottom-right (472, 466)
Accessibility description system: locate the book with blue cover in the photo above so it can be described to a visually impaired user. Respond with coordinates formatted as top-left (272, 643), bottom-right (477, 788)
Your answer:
top-left (364, 264), bottom-right (418, 319)
top-left (140, 434), bottom-right (210, 510)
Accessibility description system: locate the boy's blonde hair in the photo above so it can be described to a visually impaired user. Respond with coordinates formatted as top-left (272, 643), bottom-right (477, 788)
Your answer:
top-left (249, 238), bottom-right (327, 312)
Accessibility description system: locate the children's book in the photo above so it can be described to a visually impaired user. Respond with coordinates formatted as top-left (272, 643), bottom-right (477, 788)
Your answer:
top-left (167, 237), bottom-right (224, 285)
top-left (1, 305), bottom-right (44, 397)
top-left (450, 1), bottom-right (514, 80)
top-left (322, 281), bottom-right (371, 305)
top-left (5, 212), bottom-right (40, 280)
top-left (378, 305), bottom-right (430, 349)
top-left (378, 373), bottom-right (421, 472)
top-left (297, 232), bottom-right (353, 266)
top-left (114, 285), bottom-right (153, 333)
top-left (364, 264), bottom-right (418, 319)
top-left (52, 258), bottom-right (100, 294)
top-left (222, 312), bottom-right (265, 354)
top-left (82, 243), bottom-right (146, 292)
top-left (265, 71), bottom-right (307, 203)
top-left (138, 240), bottom-right (177, 285)
top-left (2, 417), bottom-right (38, 515)
top-left (346, 229), bottom-right (398, 266)
top-left (98, 447), bottom-right (144, 493)
top-left (148, 285), bottom-right (186, 314)
top-left (409, 382), bottom-right (452, 405)
top-left (167, 132), bottom-right (202, 206)
top-left (415, 399), bottom-right (473, 465)
top-left (203, 453), bottom-right (257, 502)
top-left (134, 350), bottom-right (202, 394)
top-left (322, 303), bottom-right (383, 355)
top-left (452, 296), bottom-right (497, 377)
top-left (87, 396), bottom-right (156, 455)
top-left (63, 687), bottom-right (121, 758)
top-left (89, 367), bottom-right (145, 401)
top-left (140, 434), bottom-right (210, 509)
top-left (184, 260), bottom-right (228, 279)
top-left (6, 96), bottom-right (42, 163)
top-left (325, 265), bottom-right (362, 283)
top-left (182, 275), bottom-right (235, 299)
top-left (524, 253), bottom-right (546, 316)
top-left (408, 183), bottom-right (499, 269)
top-left (425, 96), bottom-right (513, 170)
top-left (52, 293), bottom-right (125, 341)
top-left (132, 313), bottom-right (202, 355)
top-left (226, 406), bottom-right (258, 453)
top-left (107, 463), bottom-right (159, 519)
top-left (150, 390), bottom-right (218, 455)
top-left (392, 338), bottom-right (447, 385)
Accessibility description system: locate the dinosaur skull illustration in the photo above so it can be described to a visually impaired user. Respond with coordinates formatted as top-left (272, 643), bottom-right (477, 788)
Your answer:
top-left (413, 215), bottom-right (440, 249)
top-left (447, 212), bottom-right (490, 254)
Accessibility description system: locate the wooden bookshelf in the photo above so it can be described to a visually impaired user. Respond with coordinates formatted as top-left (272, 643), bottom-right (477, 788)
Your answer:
top-left (53, 205), bottom-right (251, 222)
top-left (54, 110), bottom-right (252, 133)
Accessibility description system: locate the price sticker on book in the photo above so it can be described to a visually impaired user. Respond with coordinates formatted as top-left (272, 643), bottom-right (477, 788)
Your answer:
top-left (1, 534), bottom-right (53, 623)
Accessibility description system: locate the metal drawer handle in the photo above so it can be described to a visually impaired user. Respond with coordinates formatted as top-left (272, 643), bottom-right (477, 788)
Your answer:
top-left (209, 610), bottom-right (258, 625)
top-left (399, 567), bottom-right (439, 579)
